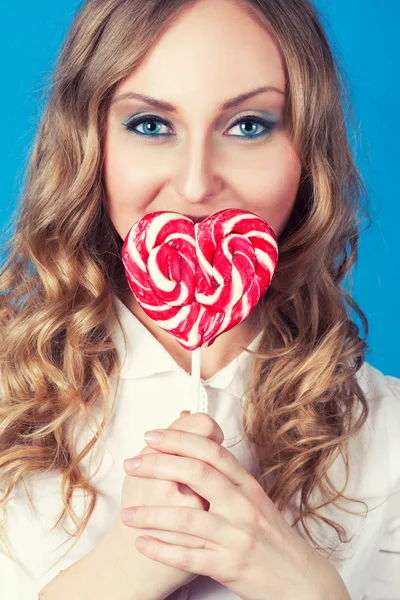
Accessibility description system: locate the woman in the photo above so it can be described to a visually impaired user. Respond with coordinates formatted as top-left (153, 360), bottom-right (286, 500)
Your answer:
top-left (0, 0), bottom-right (399, 598)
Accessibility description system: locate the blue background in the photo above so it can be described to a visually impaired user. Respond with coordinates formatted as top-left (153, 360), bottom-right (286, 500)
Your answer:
top-left (1, 1), bottom-right (399, 376)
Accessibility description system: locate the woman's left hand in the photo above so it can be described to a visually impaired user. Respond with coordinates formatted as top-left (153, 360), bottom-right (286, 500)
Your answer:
top-left (122, 417), bottom-right (350, 600)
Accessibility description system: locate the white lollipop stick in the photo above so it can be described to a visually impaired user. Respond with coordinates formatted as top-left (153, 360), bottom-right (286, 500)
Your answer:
top-left (191, 346), bottom-right (202, 413)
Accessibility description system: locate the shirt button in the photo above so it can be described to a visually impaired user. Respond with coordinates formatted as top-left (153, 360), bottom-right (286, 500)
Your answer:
top-left (199, 387), bottom-right (208, 413)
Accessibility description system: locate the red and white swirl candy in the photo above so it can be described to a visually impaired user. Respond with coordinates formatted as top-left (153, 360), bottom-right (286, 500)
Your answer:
top-left (122, 208), bottom-right (278, 350)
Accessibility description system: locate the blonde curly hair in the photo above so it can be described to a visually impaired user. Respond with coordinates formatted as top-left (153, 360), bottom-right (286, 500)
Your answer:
top-left (0, 0), bottom-right (372, 568)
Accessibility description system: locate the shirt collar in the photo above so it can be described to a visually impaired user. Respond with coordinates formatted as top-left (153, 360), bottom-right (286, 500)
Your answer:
top-left (111, 294), bottom-right (263, 399)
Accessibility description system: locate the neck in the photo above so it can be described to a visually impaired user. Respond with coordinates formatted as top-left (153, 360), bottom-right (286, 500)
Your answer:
top-left (121, 292), bottom-right (264, 381)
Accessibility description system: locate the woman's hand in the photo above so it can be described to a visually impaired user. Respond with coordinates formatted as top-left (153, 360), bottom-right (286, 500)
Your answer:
top-left (117, 411), bottom-right (223, 600)
top-left (122, 414), bottom-right (351, 600)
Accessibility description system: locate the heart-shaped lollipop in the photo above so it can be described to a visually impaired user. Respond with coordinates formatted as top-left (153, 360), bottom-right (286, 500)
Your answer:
top-left (122, 208), bottom-right (278, 350)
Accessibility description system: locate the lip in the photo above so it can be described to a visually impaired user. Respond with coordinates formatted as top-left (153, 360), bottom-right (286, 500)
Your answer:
top-left (182, 215), bottom-right (208, 223)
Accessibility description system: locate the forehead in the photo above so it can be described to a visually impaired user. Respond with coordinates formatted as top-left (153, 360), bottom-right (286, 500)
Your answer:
top-left (113, 0), bottom-right (286, 112)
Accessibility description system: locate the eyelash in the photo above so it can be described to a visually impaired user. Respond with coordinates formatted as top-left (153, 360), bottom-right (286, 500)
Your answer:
top-left (123, 113), bottom-right (279, 142)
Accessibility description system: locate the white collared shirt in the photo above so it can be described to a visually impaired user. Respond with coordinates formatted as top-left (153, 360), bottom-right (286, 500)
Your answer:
top-left (1, 294), bottom-right (399, 599)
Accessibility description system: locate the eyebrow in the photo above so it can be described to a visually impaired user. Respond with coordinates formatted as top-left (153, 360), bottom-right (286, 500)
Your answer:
top-left (110, 85), bottom-right (285, 112)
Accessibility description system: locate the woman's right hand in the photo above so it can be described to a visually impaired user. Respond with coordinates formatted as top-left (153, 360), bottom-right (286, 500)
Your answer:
top-left (116, 411), bottom-right (224, 600)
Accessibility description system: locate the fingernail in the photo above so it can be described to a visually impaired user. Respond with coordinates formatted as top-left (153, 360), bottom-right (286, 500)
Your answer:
top-left (124, 457), bottom-right (141, 471)
top-left (144, 430), bottom-right (164, 444)
top-left (135, 537), bottom-right (148, 550)
top-left (121, 507), bottom-right (136, 523)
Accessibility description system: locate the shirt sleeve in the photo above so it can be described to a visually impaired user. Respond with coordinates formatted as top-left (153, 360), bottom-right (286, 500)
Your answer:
top-left (363, 375), bottom-right (400, 600)
top-left (0, 550), bottom-right (47, 599)
top-left (0, 532), bottom-right (68, 600)
top-left (0, 479), bottom-right (71, 600)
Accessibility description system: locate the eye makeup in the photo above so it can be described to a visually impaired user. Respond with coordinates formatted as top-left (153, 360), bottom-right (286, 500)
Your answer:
top-left (121, 111), bottom-right (280, 142)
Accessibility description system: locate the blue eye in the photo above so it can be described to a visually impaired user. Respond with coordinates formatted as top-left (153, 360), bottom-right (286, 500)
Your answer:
top-left (123, 113), bottom-right (279, 141)
top-left (228, 115), bottom-right (279, 140)
top-left (124, 115), bottom-right (172, 137)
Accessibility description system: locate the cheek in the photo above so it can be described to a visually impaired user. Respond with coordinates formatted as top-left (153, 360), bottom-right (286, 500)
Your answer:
top-left (103, 135), bottom-right (161, 237)
top-left (104, 142), bottom-right (159, 204)
top-left (245, 145), bottom-right (301, 237)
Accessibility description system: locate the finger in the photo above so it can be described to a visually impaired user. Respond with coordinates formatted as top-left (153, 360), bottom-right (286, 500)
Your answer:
top-left (143, 428), bottom-right (254, 491)
top-left (167, 412), bottom-right (224, 445)
top-left (134, 535), bottom-right (215, 577)
top-left (140, 413), bottom-right (225, 503)
top-left (177, 481), bottom-right (201, 498)
top-left (133, 527), bottom-right (209, 549)
top-left (122, 505), bottom-right (231, 546)
top-left (148, 412), bottom-right (220, 501)
top-left (125, 453), bottom-right (242, 509)
top-left (164, 414), bottom-right (221, 497)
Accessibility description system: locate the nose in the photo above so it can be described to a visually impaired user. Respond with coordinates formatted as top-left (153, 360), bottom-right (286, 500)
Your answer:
top-left (172, 137), bottom-right (222, 204)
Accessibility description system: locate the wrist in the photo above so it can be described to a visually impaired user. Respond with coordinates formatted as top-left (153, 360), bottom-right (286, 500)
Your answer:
top-left (98, 519), bottom-right (159, 600)
top-left (315, 560), bottom-right (351, 600)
